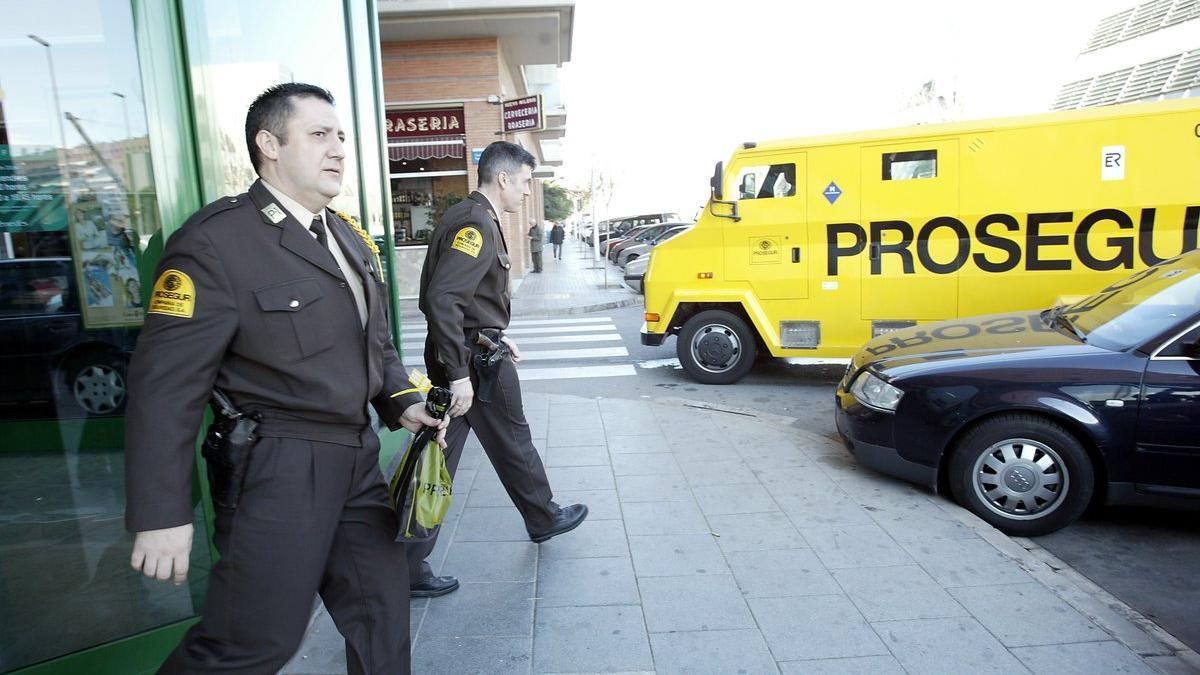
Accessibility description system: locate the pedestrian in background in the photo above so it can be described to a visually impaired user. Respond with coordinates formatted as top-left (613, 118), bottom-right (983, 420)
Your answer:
top-left (528, 217), bottom-right (544, 273)
top-left (413, 140), bottom-right (588, 598)
top-left (551, 221), bottom-right (565, 259)
top-left (124, 83), bottom-right (446, 674)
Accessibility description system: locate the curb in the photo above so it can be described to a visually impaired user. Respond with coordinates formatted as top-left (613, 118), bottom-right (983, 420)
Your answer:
top-left (620, 394), bottom-right (1198, 674)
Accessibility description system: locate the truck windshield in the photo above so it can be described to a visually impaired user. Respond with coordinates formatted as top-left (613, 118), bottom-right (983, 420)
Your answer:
top-left (1066, 252), bottom-right (1200, 351)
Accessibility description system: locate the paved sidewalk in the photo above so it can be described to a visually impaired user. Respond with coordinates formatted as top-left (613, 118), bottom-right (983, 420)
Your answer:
top-left (284, 235), bottom-right (1197, 673)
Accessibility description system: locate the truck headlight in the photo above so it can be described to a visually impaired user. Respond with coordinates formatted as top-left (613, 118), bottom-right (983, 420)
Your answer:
top-left (849, 371), bottom-right (904, 412)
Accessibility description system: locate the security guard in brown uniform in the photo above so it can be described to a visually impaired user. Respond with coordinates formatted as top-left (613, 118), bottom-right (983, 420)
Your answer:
top-left (410, 141), bottom-right (588, 597)
top-left (124, 83), bottom-right (445, 674)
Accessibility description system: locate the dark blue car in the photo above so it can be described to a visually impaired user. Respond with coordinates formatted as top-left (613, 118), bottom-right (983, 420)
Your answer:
top-left (836, 250), bottom-right (1200, 536)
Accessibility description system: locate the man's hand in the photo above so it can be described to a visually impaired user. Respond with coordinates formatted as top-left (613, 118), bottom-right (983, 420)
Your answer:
top-left (500, 335), bottom-right (521, 363)
top-left (131, 523), bottom-right (193, 586)
top-left (400, 401), bottom-right (450, 447)
top-left (449, 378), bottom-right (474, 418)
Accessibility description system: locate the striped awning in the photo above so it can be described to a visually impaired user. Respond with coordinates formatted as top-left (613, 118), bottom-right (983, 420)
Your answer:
top-left (387, 134), bottom-right (465, 162)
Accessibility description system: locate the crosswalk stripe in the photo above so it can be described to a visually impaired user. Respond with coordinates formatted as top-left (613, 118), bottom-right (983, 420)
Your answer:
top-left (403, 333), bottom-right (621, 349)
top-left (401, 316), bottom-right (613, 329)
top-left (518, 364), bottom-right (636, 381)
top-left (401, 345), bottom-right (628, 367)
top-left (400, 324), bottom-right (616, 340)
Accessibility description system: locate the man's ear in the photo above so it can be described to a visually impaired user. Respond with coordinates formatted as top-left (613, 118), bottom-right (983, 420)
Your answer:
top-left (496, 170), bottom-right (508, 191)
top-left (256, 129), bottom-right (280, 162)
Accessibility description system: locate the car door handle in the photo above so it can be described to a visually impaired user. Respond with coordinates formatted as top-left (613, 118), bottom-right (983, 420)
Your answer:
top-left (47, 321), bottom-right (73, 333)
top-left (792, 247), bottom-right (801, 263)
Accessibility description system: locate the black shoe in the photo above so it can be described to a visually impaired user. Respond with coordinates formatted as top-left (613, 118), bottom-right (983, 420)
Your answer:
top-left (410, 575), bottom-right (459, 598)
top-left (529, 504), bottom-right (588, 543)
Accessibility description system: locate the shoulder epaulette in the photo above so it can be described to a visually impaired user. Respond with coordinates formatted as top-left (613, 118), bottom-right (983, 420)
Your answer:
top-left (186, 194), bottom-right (244, 228)
top-left (334, 210), bottom-right (384, 274)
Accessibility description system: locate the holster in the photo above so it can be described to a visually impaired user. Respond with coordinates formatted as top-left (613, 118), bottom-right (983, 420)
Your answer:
top-left (472, 328), bottom-right (510, 404)
top-left (200, 388), bottom-right (261, 510)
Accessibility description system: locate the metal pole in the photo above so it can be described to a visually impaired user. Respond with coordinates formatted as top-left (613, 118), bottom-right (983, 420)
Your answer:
top-left (29, 35), bottom-right (70, 207)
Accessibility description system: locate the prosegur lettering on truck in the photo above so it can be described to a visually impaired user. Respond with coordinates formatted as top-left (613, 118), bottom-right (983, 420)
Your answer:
top-left (640, 98), bottom-right (1200, 384)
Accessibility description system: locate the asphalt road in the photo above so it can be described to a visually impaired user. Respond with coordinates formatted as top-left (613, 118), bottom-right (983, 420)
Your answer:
top-left (519, 302), bottom-right (1200, 653)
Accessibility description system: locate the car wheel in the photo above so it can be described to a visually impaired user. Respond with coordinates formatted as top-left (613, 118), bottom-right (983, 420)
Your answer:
top-left (676, 309), bottom-right (757, 384)
top-left (948, 413), bottom-right (1094, 536)
top-left (68, 353), bottom-right (128, 417)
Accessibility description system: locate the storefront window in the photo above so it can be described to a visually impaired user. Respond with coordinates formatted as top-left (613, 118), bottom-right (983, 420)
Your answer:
top-left (0, 2), bottom-right (211, 670)
top-left (386, 107), bottom-right (469, 245)
top-left (180, 0), bottom-right (361, 215)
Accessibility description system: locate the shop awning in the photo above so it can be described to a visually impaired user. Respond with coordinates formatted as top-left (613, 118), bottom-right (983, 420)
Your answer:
top-left (387, 135), bottom-right (465, 162)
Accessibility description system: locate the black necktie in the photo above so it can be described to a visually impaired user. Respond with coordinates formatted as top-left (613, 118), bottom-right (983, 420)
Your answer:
top-left (309, 215), bottom-right (328, 248)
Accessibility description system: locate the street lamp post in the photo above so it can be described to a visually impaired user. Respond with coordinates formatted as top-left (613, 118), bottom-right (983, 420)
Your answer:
top-left (112, 91), bottom-right (141, 229)
top-left (28, 34), bottom-right (71, 204)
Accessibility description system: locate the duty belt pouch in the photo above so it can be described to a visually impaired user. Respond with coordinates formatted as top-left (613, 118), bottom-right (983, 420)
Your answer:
top-left (472, 329), bottom-right (510, 404)
top-left (200, 388), bottom-right (261, 510)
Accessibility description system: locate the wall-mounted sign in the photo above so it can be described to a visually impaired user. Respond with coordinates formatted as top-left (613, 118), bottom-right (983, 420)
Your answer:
top-left (0, 145), bottom-right (68, 232)
top-left (472, 148), bottom-right (485, 164)
top-left (502, 95), bottom-right (544, 133)
top-left (386, 108), bottom-right (465, 139)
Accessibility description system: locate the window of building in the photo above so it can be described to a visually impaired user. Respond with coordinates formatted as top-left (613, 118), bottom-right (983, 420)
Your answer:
top-left (883, 150), bottom-right (938, 180)
top-left (733, 163), bottom-right (796, 200)
top-left (386, 108), bottom-right (470, 246)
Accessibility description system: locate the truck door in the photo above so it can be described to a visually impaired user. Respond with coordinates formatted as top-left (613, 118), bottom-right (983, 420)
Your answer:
top-left (860, 140), bottom-right (959, 319)
top-left (724, 154), bottom-right (808, 300)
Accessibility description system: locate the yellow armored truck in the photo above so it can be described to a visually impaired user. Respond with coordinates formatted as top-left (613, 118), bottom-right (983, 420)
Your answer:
top-left (641, 98), bottom-right (1200, 383)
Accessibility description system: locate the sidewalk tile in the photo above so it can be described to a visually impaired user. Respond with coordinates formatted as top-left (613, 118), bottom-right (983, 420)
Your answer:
top-left (1010, 642), bottom-right (1156, 674)
top-left (536, 557), bottom-right (639, 608)
top-left (441, 541), bottom-right (537, 583)
top-left (611, 452), bottom-right (683, 477)
top-left (411, 636), bottom-right (531, 675)
top-left (608, 434), bottom-right (670, 454)
top-left (727, 548), bottom-right (840, 599)
top-left (617, 474), bottom-right (693, 502)
top-left (453, 506), bottom-right (529, 542)
top-left (693, 484), bottom-right (779, 515)
top-left (465, 474), bottom-right (515, 508)
top-left (900, 538), bottom-right (1034, 588)
top-left (538, 518), bottom-right (629, 560)
top-left (629, 534), bottom-right (728, 577)
top-left (868, 501), bottom-right (978, 543)
top-left (639, 575), bottom-right (756, 632)
top-left (749, 595), bottom-right (889, 661)
top-left (544, 444), bottom-right (609, 467)
top-left (553, 489), bottom-right (622, 520)
top-left (800, 524), bottom-right (914, 569)
top-left (533, 605), bottom-right (653, 673)
top-left (871, 617), bottom-right (1027, 674)
top-left (622, 500), bottom-right (710, 536)
top-left (948, 583), bottom-right (1107, 647)
top-left (419, 582), bottom-right (533, 638)
top-left (650, 629), bottom-right (779, 675)
top-left (546, 426), bottom-right (608, 448)
top-left (679, 459), bottom-right (759, 487)
top-left (708, 512), bottom-right (809, 552)
top-left (545, 465), bottom-right (615, 492)
top-left (779, 655), bottom-right (906, 674)
top-left (832, 565), bottom-right (969, 621)
top-left (776, 490), bottom-right (876, 528)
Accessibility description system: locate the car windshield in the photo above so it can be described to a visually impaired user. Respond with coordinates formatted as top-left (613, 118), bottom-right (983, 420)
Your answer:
top-left (651, 227), bottom-right (685, 243)
top-left (1064, 252), bottom-right (1200, 351)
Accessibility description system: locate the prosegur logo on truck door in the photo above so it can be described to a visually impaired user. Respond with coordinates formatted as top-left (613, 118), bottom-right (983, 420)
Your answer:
top-left (825, 206), bottom-right (1200, 276)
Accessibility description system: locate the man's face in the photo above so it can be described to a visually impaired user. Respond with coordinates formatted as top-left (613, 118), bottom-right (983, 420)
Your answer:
top-left (266, 96), bottom-right (345, 210)
top-left (497, 164), bottom-right (533, 213)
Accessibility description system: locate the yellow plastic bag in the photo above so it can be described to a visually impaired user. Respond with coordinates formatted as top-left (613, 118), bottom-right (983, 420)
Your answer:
top-left (411, 442), bottom-right (453, 530)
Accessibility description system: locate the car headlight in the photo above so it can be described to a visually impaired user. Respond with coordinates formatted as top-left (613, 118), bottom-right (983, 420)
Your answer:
top-left (849, 371), bottom-right (904, 412)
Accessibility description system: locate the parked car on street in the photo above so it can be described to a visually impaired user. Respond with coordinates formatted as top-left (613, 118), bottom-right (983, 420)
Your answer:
top-left (606, 223), bottom-right (673, 262)
top-left (0, 257), bottom-right (138, 417)
top-left (623, 255), bottom-right (649, 294)
top-left (617, 223), bottom-right (690, 267)
top-left (836, 250), bottom-right (1200, 536)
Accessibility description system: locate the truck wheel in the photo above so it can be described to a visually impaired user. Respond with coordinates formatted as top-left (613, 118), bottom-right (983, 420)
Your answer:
top-left (948, 414), bottom-right (1094, 536)
top-left (676, 310), bottom-right (757, 384)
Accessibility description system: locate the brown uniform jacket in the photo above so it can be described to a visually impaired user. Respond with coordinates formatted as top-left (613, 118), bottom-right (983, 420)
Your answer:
top-left (418, 191), bottom-right (512, 382)
top-left (124, 179), bottom-right (421, 532)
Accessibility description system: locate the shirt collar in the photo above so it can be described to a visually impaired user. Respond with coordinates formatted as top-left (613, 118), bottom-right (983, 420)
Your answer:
top-left (262, 179), bottom-right (324, 225)
top-left (476, 191), bottom-right (502, 222)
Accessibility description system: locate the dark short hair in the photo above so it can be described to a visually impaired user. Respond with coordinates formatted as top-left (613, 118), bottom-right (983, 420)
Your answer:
top-left (478, 141), bottom-right (536, 186)
top-left (245, 83), bottom-right (335, 174)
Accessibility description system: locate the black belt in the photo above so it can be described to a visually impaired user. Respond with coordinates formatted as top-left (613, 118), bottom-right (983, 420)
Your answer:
top-left (252, 412), bottom-right (368, 447)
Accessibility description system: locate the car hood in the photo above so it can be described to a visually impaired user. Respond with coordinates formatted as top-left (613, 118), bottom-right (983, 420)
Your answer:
top-left (852, 311), bottom-right (1107, 378)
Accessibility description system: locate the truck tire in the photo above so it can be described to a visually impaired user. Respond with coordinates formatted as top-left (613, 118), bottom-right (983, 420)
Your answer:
top-left (948, 414), bottom-right (1094, 536)
top-left (676, 310), bottom-right (757, 384)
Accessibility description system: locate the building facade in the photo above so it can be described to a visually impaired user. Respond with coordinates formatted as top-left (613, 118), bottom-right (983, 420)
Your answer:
top-left (377, 0), bottom-right (573, 295)
top-left (1054, 0), bottom-right (1200, 109)
top-left (1, 1), bottom-right (408, 672)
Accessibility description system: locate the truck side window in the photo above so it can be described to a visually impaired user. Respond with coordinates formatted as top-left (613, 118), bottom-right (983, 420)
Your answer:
top-left (883, 150), bottom-right (937, 180)
top-left (734, 163), bottom-right (796, 200)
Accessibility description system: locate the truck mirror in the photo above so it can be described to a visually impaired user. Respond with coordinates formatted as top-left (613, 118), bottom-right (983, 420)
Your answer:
top-left (710, 161), bottom-right (724, 201)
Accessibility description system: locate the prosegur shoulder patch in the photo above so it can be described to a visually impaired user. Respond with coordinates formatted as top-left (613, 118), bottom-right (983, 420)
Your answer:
top-left (450, 226), bottom-right (483, 258)
top-left (148, 269), bottom-right (196, 318)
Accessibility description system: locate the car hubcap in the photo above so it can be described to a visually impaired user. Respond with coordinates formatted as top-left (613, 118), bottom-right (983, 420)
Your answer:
top-left (74, 365), bottom-right (125, 414)
top-left (972, 438), bottom-right (1068, 520)
top-left (690, 323), bottom-right (741, 374)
